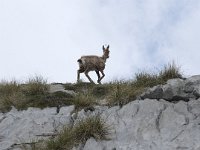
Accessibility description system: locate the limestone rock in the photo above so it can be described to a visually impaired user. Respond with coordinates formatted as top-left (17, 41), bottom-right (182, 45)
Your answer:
top-left (0, 106), bottom-right (74, 150)
top-left (82, 99), bottom-right (200, 150)
top-left (49, 84), bottom-right (76, 95)
top-left (140, 76), bottom-right (200, 102)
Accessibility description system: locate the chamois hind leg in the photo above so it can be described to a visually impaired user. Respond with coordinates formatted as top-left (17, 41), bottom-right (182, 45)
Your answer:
top-left (99, 70), bottom-right (105, 82)
top-left (85, 69), bottom-right (95, 84)
top-left (95, 70), bottom-right (101, 84)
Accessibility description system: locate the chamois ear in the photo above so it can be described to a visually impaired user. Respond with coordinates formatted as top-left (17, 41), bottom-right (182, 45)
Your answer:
top-left (102, 45), bottom-right (105, 51)
top-left (107, 45), bottom-right (109, 49)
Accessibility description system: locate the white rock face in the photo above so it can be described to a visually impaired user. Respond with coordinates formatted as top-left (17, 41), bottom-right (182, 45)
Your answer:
top-left (0, 106), bottom-right (74, 150)
top-left (2, 98), bottom-right (200, 150)
top-left (83, 99), bottom-right (200, 150)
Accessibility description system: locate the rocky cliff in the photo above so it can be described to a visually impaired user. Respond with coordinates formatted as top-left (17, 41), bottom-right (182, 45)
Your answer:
top-left (1, 76), bottom-right (200, 150)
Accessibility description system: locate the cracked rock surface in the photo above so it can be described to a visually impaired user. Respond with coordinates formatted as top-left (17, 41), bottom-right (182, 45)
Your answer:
top-left (82, 99), bottom-right (200, 150)
top-left (0, 106), bottom-right (74, 150)
top-left (1, 99), bottom-right (200, 150)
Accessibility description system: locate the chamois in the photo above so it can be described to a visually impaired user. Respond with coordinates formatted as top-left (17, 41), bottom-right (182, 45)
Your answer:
top-left (77, 45), bottom-right (110, 84)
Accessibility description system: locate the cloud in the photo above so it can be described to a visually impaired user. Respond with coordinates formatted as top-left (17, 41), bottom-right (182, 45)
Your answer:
top-left (0, 0), bottom-right (200, 83)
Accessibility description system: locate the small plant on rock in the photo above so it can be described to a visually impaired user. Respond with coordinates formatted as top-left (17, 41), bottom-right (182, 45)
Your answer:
top-left (40, 115), bottom-right (111, 150)
top-left (73, 93), bottom-right (96, 112)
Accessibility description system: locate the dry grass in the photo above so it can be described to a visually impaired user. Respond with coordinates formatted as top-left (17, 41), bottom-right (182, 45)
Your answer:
top-left (159, 62), bottom-right (183, 81)
top-left (63, 62), bottom-right (183, 108)
top-left (0, 62), bottom-right (183, 112)
top-left (0, 80), bottom-right (24, 112)
top-left (22, 75), bottom-right (49, 96)
top-left (39, 115), bottom-right (111, 150)
top-left (106, 62), bottom-right (183, 107)
top-left (0, 76), bottom-right (73, 112)
top-left (73, 93), bottom-right (96, 112)
top-left (106, 82), bottom-right (144, 107)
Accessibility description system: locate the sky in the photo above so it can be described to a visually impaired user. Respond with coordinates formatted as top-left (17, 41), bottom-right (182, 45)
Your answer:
top-left (0, 0), bottom-right (200, 83)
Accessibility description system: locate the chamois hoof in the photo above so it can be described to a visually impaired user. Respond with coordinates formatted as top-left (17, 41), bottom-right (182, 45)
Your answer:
top-left (77, 80), bottom-right (82, 84)
top-left (89, 80), bottom-right (95, 84)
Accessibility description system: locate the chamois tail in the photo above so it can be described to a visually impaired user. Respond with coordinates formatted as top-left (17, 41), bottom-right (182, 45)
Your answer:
top-left (77, 59), bottom-right (82, 63)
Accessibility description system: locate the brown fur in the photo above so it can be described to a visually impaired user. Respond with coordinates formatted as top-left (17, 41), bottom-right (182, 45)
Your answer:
top-left (77, 45), bottom-right (110, 84)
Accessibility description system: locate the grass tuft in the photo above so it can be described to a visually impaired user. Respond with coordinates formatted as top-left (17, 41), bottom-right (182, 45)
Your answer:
top-left (73, 115), bottom-right (111, 143)
top-left (73, 93), bottom-right (96, 112)
top-left (23, 75), bottom-right (49, 96)
top-left (106, 62), bottom-right (183, 107)
top-left (40, 115), bottom-right (111, 150)
top-left (0, 76), bottom-right (73, 112)
top-left (134, 72), bottom-right (159, 87)
top-left (159, 62), bottom-right (183, 81)
top-left (0, 80), bottom-right (24, 112)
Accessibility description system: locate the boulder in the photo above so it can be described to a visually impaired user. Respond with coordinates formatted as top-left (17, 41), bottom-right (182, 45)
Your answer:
top-left (49, 84), bottom-right (76, 95)
top-left (140, 76), bottom-right (200, 102)
top-left (184, 75), bottom-right (200, 97)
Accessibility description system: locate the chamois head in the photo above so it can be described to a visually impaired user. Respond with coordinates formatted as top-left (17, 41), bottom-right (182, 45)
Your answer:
top-left (102, 45), bottom-right (110, 59)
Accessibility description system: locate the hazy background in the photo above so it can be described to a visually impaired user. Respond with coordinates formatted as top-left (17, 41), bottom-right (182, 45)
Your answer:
top-left (1, 0), bottom-right (200, 83)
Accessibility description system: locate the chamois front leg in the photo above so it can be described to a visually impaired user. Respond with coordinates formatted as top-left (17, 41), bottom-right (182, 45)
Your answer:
top-left (85, 70), bottom-right (95, 84)
top-left (77, 70), bottom-right (81, 83)
top-left (95, 70), bottom-right (101, 84)
top-left (77, 69), bottom-right (84, 83)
